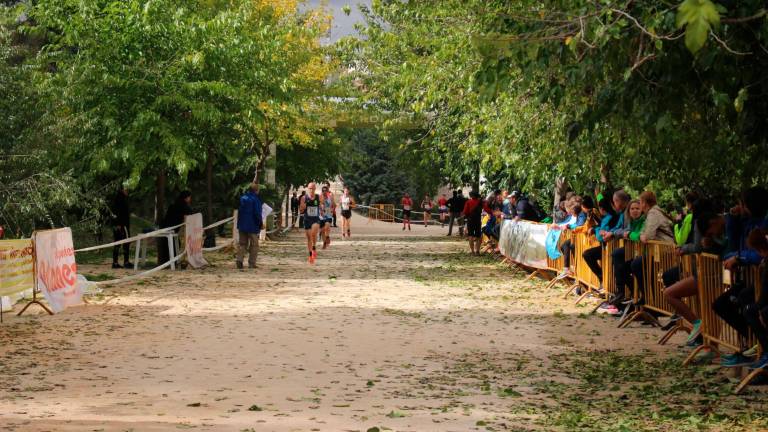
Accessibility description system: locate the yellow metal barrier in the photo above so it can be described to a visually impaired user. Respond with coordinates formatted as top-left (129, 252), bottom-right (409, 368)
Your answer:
top-left (368, 204), bottom-right (395, 223)
top-left (564, 231), bottom-right (601, 303)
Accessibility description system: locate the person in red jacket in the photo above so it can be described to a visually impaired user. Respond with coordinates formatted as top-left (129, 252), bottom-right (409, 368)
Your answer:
top-left (401, 193), bottom-right (413, 231)
top-left (463, 191), bottom-right (484, 255)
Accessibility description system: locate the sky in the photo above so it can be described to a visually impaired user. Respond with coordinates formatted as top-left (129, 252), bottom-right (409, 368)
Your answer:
top-left (305, 0), bottom-right (371, 43)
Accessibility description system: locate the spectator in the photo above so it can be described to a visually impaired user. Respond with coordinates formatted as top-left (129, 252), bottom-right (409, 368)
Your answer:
top-left (714, 187), bottom-right (768, 367)
top-left (110, 186), bottom-right (133, 269)
top-left (290, 192), bottom-right (300, 228)
top-left (552, 200), bottom-right (588, 279)
top-left (236, 183), bottom-right (264, 269)
top-left (553, 198), bottom-right (568, 224)
top-left (606, 198), bottom-right (644, 307)
top-left (629, 191), bottom-right (674, 304)
top-left (673, 191), bottom-right (700, 247)
top-left (463, 191), bottom-right (483, 255)
top-left (297, 190), bottom-right (306, 228)
top-left (742, 229), bottom-right (768, 370)
top-left (662, 212), bottom-right (726, 345)
top-left (510, 191), bottom-right (537, 221)
top-left (723, 186), bottom-right (768, 270)
top-left (582, 197), bottom-right (620, 286)
top-left (447, 190), bottom-right (466, 236)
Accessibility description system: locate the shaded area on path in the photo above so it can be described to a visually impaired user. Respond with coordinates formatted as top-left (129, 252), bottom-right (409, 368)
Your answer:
top-left (1, 220), bottom-right (767, 431)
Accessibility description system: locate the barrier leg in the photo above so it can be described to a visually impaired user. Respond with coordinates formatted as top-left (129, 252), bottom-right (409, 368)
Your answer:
top-left (525, 269), bottom-right (541, 282)
top-left (658, 321), bottom-right (688, 345)
top-left (734, 369), bottom-right (767, 394)
top-left (134, 238), bottom-right (141, 272)
top-left (17, 289), bottom-right (53, 317)
top-left (619, 307), bottom-right (660, 329)
top-left (141, 238), bottom-right (148, 266)
top-left (168, 234), bottom-right (176, 271)
top-left (683, 343), bottom-right (717, 366)
top-left (563, 282), bottom-right (580, 299)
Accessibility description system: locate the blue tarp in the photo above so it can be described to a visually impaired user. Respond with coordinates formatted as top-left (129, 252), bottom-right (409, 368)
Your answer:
top-left (545, 229), bottom-right (562, 260)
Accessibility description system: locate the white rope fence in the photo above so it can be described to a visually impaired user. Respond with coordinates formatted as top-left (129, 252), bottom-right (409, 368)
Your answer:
top-left (76, 210), bottom-right (290, 287)
top-left (354, 205), bottom-right (453, 226)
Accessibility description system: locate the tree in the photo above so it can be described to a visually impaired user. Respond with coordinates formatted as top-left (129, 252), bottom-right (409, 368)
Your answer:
top-left (29, 0), bottom-right (334, 224)
top-left (341, 0), bottom-right (768, 207)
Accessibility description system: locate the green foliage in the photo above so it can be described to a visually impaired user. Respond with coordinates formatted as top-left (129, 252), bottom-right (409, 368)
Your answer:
top-left (343, 0), bottom-right (768, 208)
top-left (677, 0), bottom-right (721, 53)
top-left (340, 128), bottom-right (441, 205)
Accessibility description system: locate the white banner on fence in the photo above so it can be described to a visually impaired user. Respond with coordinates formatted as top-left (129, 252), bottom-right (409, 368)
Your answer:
top-left (499, 220), bottom-right (549, 269)
top-left (185, 213), bottom-right (208, 268)
top-left (35, 228), bottom-right (83, 313)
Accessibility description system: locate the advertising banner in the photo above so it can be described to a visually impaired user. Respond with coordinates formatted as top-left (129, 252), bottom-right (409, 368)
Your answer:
top-left (185, 213), bottom-right (208, 268)
top-left (35, 228), bottom-right (83, 313)
top-left (499, 220), bottom-right (549, 269)
top-left (0, 238), bottom-right (34, 298)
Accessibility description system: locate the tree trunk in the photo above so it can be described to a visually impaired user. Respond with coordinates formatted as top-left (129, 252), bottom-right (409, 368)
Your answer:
top-left (155, 171), bottom-right (166, 225)
top-left (554, 177), bottom-right (569, 214)
top-left (205, 145), bottom-right (215, 239)
top-left (600, 163), bottom-right (611, 194)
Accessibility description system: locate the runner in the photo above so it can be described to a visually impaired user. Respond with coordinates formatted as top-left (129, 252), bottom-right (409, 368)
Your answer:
top-left (321, 185), bottom-right (335, 249)
top-left (421, 194), bottom-right (433, 227)
top-left (340, 186), bottom-right (356, 239)
top-left (438, 193), bottom-right (448, 227)
top-left (299, 182), bottom-right (324, 264)
top-left (401, 193), bottom-right (413, 231)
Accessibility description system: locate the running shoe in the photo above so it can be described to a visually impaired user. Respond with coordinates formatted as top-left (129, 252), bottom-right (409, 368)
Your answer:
top-left (685, 319), bottom-right (702, 345)
top-left (684, 335), bottom-right (703, 348)
top-left (111, 262), bottom-right (122, 269)
top-left (743, 344), bottom-right (760, 357)
top-left (554, 269), bottom-right (572, 280)
top-left (660, 315), bottom-right (681, 331)
top-left (748, 353), bottom-right (768, 370)
top-left (597, 304), bottom-right (619, 315)
top-left (721, 353), bottom-right (753, 367)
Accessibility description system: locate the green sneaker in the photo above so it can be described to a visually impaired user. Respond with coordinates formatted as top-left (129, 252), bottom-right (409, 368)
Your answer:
top-left (685, 319), bottom-right (702, 346)
top-left (743, 344), bottom-right (760, 357)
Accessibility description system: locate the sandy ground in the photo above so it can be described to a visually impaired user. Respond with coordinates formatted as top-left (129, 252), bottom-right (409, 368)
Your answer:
top-left (1, 218), bottom-right (765, 431)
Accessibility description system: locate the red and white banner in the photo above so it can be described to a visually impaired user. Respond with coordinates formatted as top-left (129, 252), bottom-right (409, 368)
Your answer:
top-left (185, 213), bottom-right (208, 268)
top-left (34, 228), bottom-right (83, 313)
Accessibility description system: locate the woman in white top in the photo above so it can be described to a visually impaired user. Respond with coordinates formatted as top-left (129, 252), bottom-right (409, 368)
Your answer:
top-left (340, 187), bottom-right (356, 239)
top-left (421, 194), bottom-right (433, 227)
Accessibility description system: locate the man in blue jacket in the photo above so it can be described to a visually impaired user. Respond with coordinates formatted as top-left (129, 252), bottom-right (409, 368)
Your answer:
top-left (236, 183), bottom-right (264, 269)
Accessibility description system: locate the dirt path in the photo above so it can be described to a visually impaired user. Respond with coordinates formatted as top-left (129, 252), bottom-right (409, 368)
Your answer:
top-left (1, 220), bottom-right (767, 431)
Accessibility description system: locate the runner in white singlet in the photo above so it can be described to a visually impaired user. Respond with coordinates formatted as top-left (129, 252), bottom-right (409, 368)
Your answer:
top-left (421, 194), bottom-right (433, 227)
top-left (340, 186), bottom-right (356, 239)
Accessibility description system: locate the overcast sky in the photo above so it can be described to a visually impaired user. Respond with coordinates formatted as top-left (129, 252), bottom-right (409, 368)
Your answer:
top-left (304, 0), bottom-right (371, 43)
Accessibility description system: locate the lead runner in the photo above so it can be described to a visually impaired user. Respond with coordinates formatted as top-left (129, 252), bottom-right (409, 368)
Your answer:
top-left (299, 182), bottom-right (324, 264)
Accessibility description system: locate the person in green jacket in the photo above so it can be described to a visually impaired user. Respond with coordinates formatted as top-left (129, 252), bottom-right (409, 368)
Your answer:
top-left (673, 192), bottom-right (699, 247)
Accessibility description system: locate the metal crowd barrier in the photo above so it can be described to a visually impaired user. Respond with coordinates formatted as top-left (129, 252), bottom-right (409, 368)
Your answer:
top-left (497, 222), bottom-right (766, 393)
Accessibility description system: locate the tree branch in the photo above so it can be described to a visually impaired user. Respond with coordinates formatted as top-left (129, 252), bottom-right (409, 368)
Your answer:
top-left (709, 31), bottom-right (752, 56)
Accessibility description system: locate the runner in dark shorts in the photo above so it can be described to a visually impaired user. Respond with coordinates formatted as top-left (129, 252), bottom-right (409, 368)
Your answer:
top-left (401, 193), bottom-right (413, 231)
top-left (299, 182), bottom-right (323, 264)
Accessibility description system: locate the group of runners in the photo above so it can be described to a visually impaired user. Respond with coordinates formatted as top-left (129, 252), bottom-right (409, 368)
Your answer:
top-left (399, 193), bottom-right (450, 230)
top-left (297, 182), bottom-right (356, 264)
top-left (296, 183), bottom-right (455, 263)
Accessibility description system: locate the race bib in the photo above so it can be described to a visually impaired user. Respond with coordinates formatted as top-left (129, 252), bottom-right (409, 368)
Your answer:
top-left (307, 207), bottom-right (319, 217)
